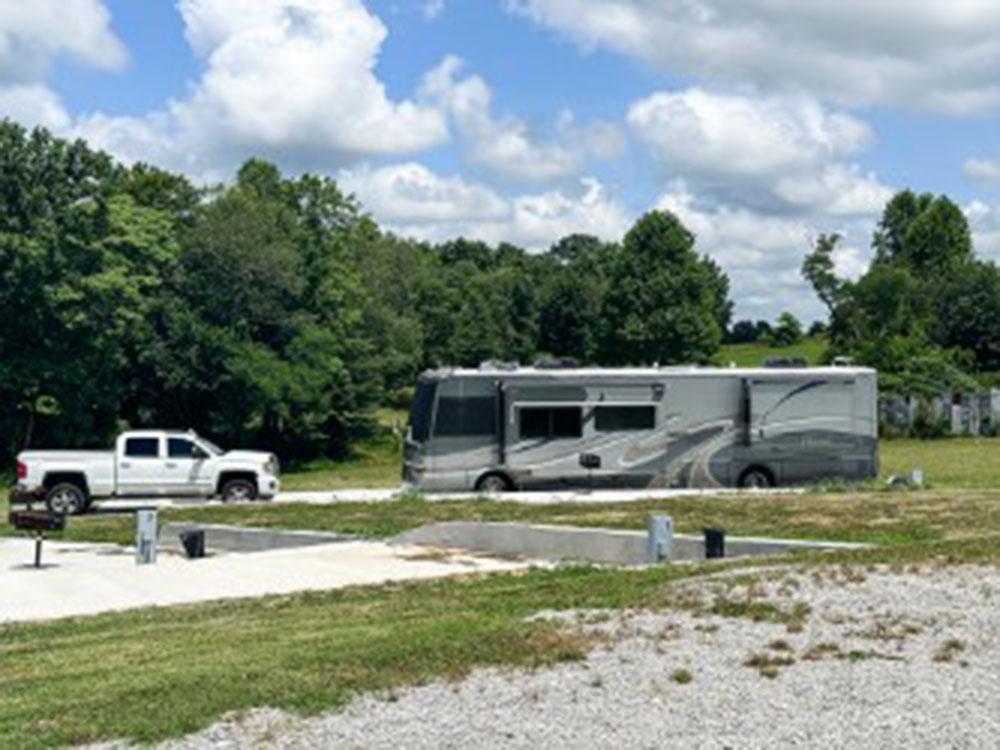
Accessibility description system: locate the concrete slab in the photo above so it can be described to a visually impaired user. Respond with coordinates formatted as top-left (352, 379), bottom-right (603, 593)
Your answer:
top-left (159, 522), bottom-right (350, 554)
top-left (393, 522), bottom-right (874, 565)
top-left (0, 538), bottom-right (530, 625)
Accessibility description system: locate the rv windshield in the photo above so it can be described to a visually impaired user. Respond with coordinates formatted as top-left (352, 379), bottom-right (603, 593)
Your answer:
top-left (409, 380), bottom-right (438, 442)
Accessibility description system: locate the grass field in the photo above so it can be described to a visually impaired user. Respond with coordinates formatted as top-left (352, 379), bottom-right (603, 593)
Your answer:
top-left (4, 526), bottom-right (1000, 748)
top-left (717, 337), bottom-right (828, 367)
top-left (6, 434), bottom-right (1000, 746)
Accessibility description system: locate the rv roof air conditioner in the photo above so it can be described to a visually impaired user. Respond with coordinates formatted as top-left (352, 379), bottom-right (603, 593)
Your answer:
top-left (534, 358), bottom-right (580, 370)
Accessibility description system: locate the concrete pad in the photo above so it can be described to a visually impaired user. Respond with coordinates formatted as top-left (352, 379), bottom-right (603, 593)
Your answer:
top-left (394, 522), bottom-right (874, 565)
top-left (0, 538), bottom-right (530, 625)
top-left (159, 522), bottom-right (349, 554)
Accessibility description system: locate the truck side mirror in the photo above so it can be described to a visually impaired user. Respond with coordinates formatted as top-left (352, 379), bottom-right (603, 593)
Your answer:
top-left (192, 447), bottom-right (209, 460)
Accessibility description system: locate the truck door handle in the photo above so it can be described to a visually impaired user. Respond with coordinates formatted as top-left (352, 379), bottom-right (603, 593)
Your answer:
top-left (120, 462), bottom-right (131, 469)
top-left (165, 462), bottom-right (177, 468)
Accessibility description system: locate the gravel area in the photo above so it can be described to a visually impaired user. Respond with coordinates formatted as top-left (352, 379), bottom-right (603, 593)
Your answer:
top-left (93, 564), bottom-right (1000, 749)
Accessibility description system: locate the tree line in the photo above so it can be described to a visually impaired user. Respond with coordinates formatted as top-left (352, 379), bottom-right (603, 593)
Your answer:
top-left (803, 190), bottom-right (999, 397)
top-left (0, 121), bottom-right (733, 464)
top-left (5, 120), bottom-right (987, 465)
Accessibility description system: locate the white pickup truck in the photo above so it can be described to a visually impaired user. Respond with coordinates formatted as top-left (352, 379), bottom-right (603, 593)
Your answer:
top-left (11, 430), bottom-right (281, 515)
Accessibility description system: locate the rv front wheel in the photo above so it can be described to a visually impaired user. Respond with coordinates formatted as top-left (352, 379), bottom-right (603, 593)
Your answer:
top-left (738, 467), bottom-right (774, 489)
top-left (476, 473), bottom-right (512, 493)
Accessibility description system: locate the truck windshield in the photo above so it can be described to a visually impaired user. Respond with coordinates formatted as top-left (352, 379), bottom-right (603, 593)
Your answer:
top-left (409, 380), bottom-right (437, 443)
top-left (198, 437), bottom-right (224, 456)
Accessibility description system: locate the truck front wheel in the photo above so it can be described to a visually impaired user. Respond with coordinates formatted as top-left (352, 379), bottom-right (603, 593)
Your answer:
top-left (45, 483), bottom-right (87, 516)
top-left (220, 478), bottom-right (257, 503)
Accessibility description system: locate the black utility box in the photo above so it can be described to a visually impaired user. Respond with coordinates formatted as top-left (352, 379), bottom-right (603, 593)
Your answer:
top-left (179, 530), bottom-right (206, 559)
top-left (8, 511), bottom-right (65, 532)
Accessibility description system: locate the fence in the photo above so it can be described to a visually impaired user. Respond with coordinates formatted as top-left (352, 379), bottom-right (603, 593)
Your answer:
top-left (879, 390), bottom-right (1000, 437)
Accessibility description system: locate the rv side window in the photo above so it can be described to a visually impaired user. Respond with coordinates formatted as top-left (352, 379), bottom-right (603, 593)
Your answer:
top-left (434, 396), bottom-right (497, 437)
top-left (409, 381), bottom-right (437, 443)
top-left (519, 407), bottom-right (582, 439)
top-left (595, 406), bottom-right (655, 431)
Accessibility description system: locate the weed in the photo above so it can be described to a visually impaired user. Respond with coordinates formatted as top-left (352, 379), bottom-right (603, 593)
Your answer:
top-left (671, 669), bottom-right (694, 685)
top-left (933, 639), bottom-right (966, 663)
top-left (801, 643), bottom-right (843, 661)
top-left (745, 652), bottom-right (795, 678)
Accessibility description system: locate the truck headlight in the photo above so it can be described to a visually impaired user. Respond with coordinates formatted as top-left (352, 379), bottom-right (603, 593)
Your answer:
top-left (265, 455), bottom-right (280, 476)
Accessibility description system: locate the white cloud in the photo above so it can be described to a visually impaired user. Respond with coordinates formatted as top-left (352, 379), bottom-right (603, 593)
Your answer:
top-left (0, 1), bottom-right (124, 129)
top-left (0, 0), bottom-right (125, 84)
top-left (340, 162), bottom-right (509, 224)
top-left (422, 0), bottom-right (446, 20)
top-left (341, 162), bottom-right (630, 249)
top-left (507, 0), bottom-right (1000, 114)
top-left (0, 85), bottom-right (70, 131)
top-left (627, 88), bottom-right (890, 216)
top-left (658, 181), bottom-right (876, 322)
top-left (964, 157), bottom-right (1000, 185)
top-left (967, 200), bottom-right (1000, 260)
top-left (421, 55), bottom-right (621, 183)
top-left (75, 0), bottom-right (448, 179)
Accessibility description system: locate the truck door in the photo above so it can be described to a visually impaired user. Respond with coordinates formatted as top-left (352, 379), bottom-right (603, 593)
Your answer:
top-left (163, 437), bottom-right (214, 496)
top-left (117, 436), bottom-right (165, 496)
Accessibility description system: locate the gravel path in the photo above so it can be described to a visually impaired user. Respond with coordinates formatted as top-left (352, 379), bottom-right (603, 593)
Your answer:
top-left (97, 564), bottom-right (1000, 749)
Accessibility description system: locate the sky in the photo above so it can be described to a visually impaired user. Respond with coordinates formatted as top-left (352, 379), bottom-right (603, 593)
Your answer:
top-left (3, 0), bottom-right (1000, 323)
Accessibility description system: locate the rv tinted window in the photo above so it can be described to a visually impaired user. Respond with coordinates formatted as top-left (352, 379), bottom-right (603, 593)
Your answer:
top-left (409, 381), bottom-right (437, 442)
top-left (125, 438), bottom-right (159, 458)
top-left (434, 396), bottom-right (497, 437)
top-left (519, 407), bottom-right (582, 440)
top-left (595, 406), bottom-right (656, 432)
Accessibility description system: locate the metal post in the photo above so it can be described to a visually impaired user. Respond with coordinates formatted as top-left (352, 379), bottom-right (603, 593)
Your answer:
top-left (135, 509), bottom-right (158, 565)
top-left (34, 534), bottom-right (43, 568)
top-left (646, 515), bottom-right (673, 563)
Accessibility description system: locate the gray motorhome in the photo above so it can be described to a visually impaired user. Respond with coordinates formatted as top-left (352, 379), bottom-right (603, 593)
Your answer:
top-left (403, 364), bottom-right (877, 492)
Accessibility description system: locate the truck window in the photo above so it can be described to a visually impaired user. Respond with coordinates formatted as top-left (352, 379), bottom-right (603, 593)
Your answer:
top-left (595, 406), bottom-right (656, 431)
top-left (519, 407), bottom-right (582, 439)
top-left (125, 438), bottom-right (159, 458)
top-left (168, 438), bottom-right (198, 458)
top-left (434, 396), bottom-right (497, 437)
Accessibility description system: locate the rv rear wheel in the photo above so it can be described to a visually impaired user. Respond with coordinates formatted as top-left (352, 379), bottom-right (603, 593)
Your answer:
top-left (738, 467), bottom-right (774, 489)
top-left (476, 473), bottom-right (512, 493)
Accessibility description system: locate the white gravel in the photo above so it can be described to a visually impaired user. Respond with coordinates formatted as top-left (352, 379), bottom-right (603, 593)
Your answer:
top-left (93, 564), bottom-right (1000, 749)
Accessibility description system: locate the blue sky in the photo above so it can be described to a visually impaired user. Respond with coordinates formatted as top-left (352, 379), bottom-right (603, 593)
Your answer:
top-left (4, 0), bottom-right (1000, 322)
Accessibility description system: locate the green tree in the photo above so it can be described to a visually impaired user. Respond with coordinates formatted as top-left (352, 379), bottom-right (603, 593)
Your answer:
top-left (769, 312), bottom-right (804, 348)
top-left (601, 211), bottom-right (727, 365)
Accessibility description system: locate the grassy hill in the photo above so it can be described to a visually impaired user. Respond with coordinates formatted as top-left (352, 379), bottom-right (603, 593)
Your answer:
top-left (717, 337), bottom-right (828, 367)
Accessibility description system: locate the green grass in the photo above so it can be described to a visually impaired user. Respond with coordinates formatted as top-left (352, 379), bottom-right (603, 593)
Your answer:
top-left (5, 534), bottom-right (1000, 748)
top-left (717, 337), bottom-right (827, 367)
top-left (879, 437), bottom-right (1000, 489)
top-left (6, 485), bottom-right (1000, 550)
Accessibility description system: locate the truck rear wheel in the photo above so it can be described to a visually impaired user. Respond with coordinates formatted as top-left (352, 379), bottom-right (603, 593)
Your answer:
top-left (220, 478), bottom-right (257, 502)
top-left (45, 483), bottom-right (87, 516)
